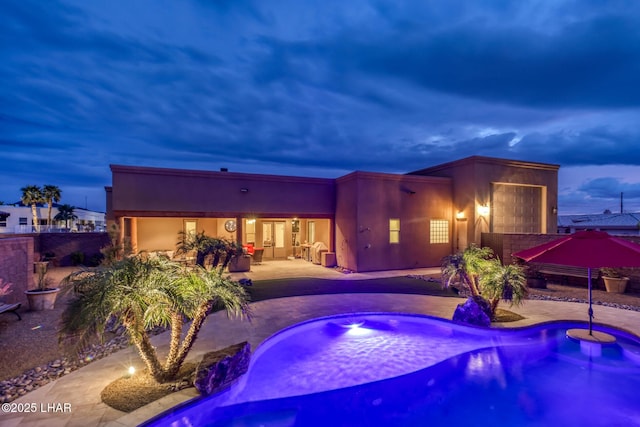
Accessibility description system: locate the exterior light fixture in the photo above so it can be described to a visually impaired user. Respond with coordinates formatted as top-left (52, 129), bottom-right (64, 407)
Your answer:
top-left (552, 206), bottom-right (558, 215)
top-left (456, 211), bottom-right (466, 220)
top-left (128, 366), bottom-right (135, 376)
top-left (477, 204), bottom-right (490, 216)
top-left (240, 188), bottom-right (249, 193)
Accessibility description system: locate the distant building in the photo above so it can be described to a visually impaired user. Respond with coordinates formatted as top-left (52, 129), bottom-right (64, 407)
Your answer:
top-left (557, 212), bottom-right (640, 236)
top-left (0, 203), bottom-right (106, 234)
top-left (107, 156), bottom-right (560, 273)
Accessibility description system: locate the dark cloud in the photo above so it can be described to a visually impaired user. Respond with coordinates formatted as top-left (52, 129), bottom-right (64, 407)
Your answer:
top-left (579, 178), bottom-right (640, 200)
top-left (1, 0), bottom-right (640, 213)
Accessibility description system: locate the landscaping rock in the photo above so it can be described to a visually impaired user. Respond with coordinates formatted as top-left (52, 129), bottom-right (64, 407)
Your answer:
top-left (194, 342), bottom-right (251, 396)
top-left (452, 296), bottom-right (492, 327)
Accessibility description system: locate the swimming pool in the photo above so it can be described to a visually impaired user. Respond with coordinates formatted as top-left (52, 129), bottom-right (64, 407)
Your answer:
top-left (144, 313), bottom-right (640, 427)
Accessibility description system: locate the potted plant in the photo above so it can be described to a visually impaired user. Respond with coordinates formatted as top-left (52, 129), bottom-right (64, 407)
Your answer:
top-left (600, 267), bottom-right (629, 294)
top-left (525, 264), bottom-right (547, 289)
top-left (25, 261), bottom-right (60, 310)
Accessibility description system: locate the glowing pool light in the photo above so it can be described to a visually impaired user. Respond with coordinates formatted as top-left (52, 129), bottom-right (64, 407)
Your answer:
top-left (340, 320), bottom-right (371, 336)
top-left (341, 320), bottom-right (365, 329)
top-left (143, 313), bottom-right (640, 427)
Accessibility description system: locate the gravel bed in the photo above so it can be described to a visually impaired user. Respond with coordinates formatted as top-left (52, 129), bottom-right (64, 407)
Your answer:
top-left (0, 326), bottom-right (168, 404)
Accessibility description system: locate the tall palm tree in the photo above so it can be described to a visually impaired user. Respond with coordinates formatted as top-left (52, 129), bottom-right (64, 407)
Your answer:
top-left (54, 204), bottom-right (77, 229)
top-left (60, 256), bottom-right (250, 383)
top-left (20, 185), bottom-right (44, 232)
top-left (42, 185), bottom-right (62, 227)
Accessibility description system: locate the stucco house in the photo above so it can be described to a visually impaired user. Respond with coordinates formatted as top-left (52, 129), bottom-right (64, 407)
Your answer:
top-left (0, 204), bottom-right (106, 234)
top-left (106, 156), bottom-right (559, 272)
top-left (558, 212), bottom-right (640, 235)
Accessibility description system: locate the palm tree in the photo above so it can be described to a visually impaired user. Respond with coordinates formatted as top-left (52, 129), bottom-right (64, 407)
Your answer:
top-left (20, 185), bottom-right (44, 232)
top-left (54, 204), bottom-right (77, 229)
top-left (479, 261), bottom-right (527, 319)
top-left (441, 245), bottom-right (494, 296)
top-left (209, 238), bottom-right (243, 273)
top-left (60, 256), bottom-right (250, 383)
top-left (176, 231), bottom-right (214, 267)
top-left (442, 245), bottom-right (527, 320)
top-left (42, 185), bottom-right (62, 227)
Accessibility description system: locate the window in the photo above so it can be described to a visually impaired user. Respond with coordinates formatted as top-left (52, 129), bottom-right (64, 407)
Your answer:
top-left (308, 221), bottom-right (316, 244)
top-left (430, 219), bottom-right (449, 244)
top-left (0, 219), bottom-right (6, 228)
top-left (245, 219), bottom-right (256, 244)
top-left (19, 217), bottom-right (28, 225)
top-left (184, 220), bottom-right (196, 237)
top-left (389, 219), bottom-right (400, 244)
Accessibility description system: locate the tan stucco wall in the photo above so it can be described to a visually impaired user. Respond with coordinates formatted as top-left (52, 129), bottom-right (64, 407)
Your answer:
top-left (336, 172), bottom-right (453, 272)
top-left (411, 156), bottom-right (559, 246)
top-left (335, 174), bottom-right (359, 270)
top-left (110, 165), bottom-right (335, 217)
top-left (136, 217), bottom-right (239, 253)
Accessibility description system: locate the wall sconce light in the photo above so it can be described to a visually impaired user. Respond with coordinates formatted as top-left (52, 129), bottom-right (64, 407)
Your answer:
top-left (401, 188), bottom-right (416, 195)
top-left (240, 188), bottom-right (249, 193)
top-left (477, 204), bottom-right (490, 216)
top-left (456, 211), bottom-right (466, 220)
top-left (552, 206), bottom-right (558, 215)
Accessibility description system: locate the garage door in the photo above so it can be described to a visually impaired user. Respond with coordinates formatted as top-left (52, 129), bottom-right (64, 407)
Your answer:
top-left (491, 184), bottom-right (542, 233)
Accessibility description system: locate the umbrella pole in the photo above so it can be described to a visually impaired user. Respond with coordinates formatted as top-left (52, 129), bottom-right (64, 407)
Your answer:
top-left (588, 267), bottom-right (593, 335)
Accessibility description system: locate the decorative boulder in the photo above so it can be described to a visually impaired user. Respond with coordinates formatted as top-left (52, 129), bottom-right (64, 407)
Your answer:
top-left (452, 296), bottom-right (492, 327)
top-left (194, 341), bottom-right (251, 396)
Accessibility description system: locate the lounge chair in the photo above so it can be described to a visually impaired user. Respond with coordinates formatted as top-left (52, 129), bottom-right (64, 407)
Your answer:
top-left (0, 303), bottom-right (21, 320)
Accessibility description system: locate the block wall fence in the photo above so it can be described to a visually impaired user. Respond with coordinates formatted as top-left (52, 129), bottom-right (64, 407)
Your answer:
top-left (482, 232), bottom-right (640, 293)
top-left (0, 237), bottom-right (33, 305)
top-left (0, 233), bottom-right (110, 306)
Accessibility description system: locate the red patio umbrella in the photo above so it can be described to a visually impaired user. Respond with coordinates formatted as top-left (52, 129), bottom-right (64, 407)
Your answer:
top-left (513, 230), bottom-right (640, 335)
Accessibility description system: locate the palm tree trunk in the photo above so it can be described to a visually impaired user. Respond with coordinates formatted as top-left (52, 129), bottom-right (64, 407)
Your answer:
top-left (489, 298), bottom-right (500, 320)
top-left (196, 251), bottom-right (206, 267)
top-left (125, 322), bottom-right (165, 382)
top-left (164, 312), bottom-right (184, 368)
top-left (30, 204), bottom-right (39, 232)
top-left (212, 253), bottom-right (221, 269)
top-left (165, 300), bottom-right (213, 380)
top-left (461, 271), bottom-right (479, 296)
top-left (47, 203), bottom-right (53, 227)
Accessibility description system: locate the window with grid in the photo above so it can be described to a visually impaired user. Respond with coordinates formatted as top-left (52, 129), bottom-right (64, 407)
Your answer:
top-left (389, 219), bottom-right (400, 244)
top-left (430, 219), bottom-right (449, 244)
top-left (19, 217), bottom-right (27, 225)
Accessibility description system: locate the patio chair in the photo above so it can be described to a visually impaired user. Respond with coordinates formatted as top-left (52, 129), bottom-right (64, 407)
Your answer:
top-left (252, 248), bottom-right (264, 264)
top-left (0, 302), bottom-right (21, 320)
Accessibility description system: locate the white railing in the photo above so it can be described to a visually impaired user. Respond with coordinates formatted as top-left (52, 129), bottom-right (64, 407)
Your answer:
top-left (0, 225), bottom-right (105, 234)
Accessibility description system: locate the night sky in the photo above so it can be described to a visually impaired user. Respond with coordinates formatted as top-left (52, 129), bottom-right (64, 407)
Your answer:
top-left (2, 1), bottom-right (640, 214)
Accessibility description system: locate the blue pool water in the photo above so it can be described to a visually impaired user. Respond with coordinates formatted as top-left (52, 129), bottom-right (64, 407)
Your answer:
top-left (144, 313), bottom-right (640, 427)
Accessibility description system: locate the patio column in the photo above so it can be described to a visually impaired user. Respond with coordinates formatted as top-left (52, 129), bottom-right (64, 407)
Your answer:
top-left (118, 217), bottom-right (125, 248)
top-left (130, 217), bottom-right (138, 254)
top-left (235, 215), bottom-right (243, 247)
